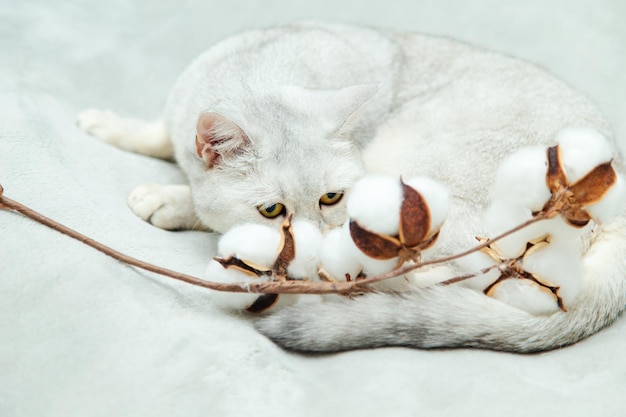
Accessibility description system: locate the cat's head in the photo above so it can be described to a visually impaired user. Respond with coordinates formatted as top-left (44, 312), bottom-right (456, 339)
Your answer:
top-left (188, 84), bottom-right (377, 233)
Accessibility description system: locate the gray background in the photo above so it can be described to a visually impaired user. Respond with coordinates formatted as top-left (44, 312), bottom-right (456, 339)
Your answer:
top-left (1, 1), bottom-right (625, 416)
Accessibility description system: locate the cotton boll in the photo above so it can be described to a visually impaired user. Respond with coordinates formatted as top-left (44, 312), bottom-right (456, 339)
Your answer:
top-left (319, 224), bottom-right (362, 282)
top-left (523, 239), bottom-right (581, 309)
top-left (288, 220), bottom-right (324, 279)
top-left (488, 279), bottom-right (561, 315)
top-left (346, 174), bottom-right (403, 235)
top-left (205, 259), bottom-right (260, 310)
top-left (217, 223), bottom-right (281, 266)
top-left (586, 172), bottom-right (625, 224)
top-left (556, 127), bottom-right (614, 183)
top-left (491, 146), bottom-right (551, 212)
top-left (454, 251), bottom-right (501, 292)
top-left (405, 176), bottom-right (450, 233)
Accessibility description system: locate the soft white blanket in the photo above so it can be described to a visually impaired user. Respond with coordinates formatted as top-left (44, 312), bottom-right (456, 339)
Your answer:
top-left (2, 0), bottom-right (625, 416)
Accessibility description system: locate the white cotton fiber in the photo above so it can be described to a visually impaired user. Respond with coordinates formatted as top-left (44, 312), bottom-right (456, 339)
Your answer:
top-left (543, 215), bottom-right (590, 245)
top-left (454, 251), bottom-right (501, 292)
top-left (586, 172), bottom-right (625, 225)
top-left (405, 176), bottom-right (450, 233)
top-left (491, 146), bottom-right (551, 211)
top-left (346, 174), bottom-right (403, 235)
top-left (358, 255), bottom-right (400, 277)
top-left (288, 220), bottom-right (324, 279)
top-left (272, 294), bottom-right (301, 309)
top-left (556, 127), bottom-right (614, 183)
top-left (205, 259), bottom-right (260, 310)
top-left (217, 223), bottom-right (282, 266)
top-left (319, 224), bottom-right (362, 282)
top-left (483, 200), bottom-right (545, 259)
top-left (523, 239), bottom-right (581, 309)
top-left (488, 278), bottom-right (561, 315)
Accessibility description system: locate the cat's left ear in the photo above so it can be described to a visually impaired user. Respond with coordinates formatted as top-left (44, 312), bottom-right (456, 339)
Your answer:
top-left (195, 112), bottom-right (251, 168)
top-left (325, 84), bottom-right (378, 134)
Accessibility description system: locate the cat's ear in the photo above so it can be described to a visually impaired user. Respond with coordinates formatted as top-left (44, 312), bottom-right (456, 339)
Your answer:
top-left (326, 84), bottom-right (378, 134)
top-left (195, 112), bottom-right (250, 168)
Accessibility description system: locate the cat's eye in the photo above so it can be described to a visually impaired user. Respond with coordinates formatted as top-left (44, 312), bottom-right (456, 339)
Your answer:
top-left (257, 203), bottom-right (286, 219)
top-left (319, 192), bottom-right (343, 206)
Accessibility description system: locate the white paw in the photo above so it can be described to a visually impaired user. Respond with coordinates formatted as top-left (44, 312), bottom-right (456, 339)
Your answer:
top-left (128, 184), bottom-right (199, 230)
top-left (77, 109), bottom-right (125, 145)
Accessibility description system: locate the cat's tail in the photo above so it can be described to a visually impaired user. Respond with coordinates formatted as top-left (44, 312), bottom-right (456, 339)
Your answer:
top-left (255, 217), bottom-right (626, 353)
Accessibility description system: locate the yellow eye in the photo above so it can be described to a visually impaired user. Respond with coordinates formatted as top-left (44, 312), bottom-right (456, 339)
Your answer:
top-left (257, 203), bottom-right (286, 218)
top-left (319, 192), bottom-right (343, 206)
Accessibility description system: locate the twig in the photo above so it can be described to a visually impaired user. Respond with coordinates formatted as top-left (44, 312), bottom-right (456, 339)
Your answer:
top-left (0, 184), bottom-right (556, 295)
top-left (439, 264), bottom-right (501, 286)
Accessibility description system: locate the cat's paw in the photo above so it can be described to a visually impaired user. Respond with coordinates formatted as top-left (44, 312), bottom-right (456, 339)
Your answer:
top-left (77, 109), bottom-right (127, 145)
top-left (127, 184), bottom-right (206, 231)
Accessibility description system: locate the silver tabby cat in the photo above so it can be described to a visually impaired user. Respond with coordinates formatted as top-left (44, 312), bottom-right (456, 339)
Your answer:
top-left (78, 22), bottom-right (626, 353)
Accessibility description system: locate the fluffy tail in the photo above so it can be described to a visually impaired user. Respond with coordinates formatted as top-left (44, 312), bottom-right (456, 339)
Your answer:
top-left (255, 218), bottom-right (626, 353)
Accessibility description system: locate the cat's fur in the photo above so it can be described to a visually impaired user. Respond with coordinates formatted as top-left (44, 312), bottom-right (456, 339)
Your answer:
top-left (78, 22), bottom-right (626, 353)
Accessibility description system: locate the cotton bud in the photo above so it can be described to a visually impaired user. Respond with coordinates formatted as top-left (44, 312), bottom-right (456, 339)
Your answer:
top-left (544, 133), bottom-right (621, 228)
top-left (456, 246), bottom-right (563, 316)
top-left (207, 221), bottom-right (303, 313)
top-left (319, 223), bottom-right (363, 282)
top-left (287, 220), bottom-right (323, 279)
top-left (345, 174), bottom-right (449, 277)
top-left (458, 228), bottom-right (580, 315)
top-left (483, 236), bottom-right (580, 315)
top-left (482, 237), bottom-right (579, 316)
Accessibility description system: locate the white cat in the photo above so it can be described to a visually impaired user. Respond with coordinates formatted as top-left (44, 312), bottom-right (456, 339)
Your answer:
top-left (78, 22), bottom-right (626, 353)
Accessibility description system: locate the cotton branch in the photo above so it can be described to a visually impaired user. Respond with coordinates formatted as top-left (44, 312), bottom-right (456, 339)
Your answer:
top-left (0, 183), bottom-right (554, 295)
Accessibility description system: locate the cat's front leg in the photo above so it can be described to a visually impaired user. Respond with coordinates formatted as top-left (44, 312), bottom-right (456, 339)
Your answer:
top-left (77, 109), bottom-right (173, 160)
top-left (128, 184), bottom-right (209, 231)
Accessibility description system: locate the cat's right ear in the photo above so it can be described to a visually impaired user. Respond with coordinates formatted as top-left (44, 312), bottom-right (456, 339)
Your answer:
top-left (323, 84), bottom-right (378, 137)
top-left (195, 112), bottom-right (250, 168)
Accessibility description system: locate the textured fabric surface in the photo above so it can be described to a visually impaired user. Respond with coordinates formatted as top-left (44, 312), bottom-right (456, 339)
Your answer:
top-left (1, 1), bottom-right (625, 416)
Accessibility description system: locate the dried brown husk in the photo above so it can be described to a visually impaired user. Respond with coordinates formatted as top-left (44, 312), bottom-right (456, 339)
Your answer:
top-left (542, 145), bottom-right (617, 228)
top-left (245, 294), bottom-right (280, 313)
top-left (399, 180), bottom-right (431, 247)
top-left (273, 214), bottom-right (296, 280)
